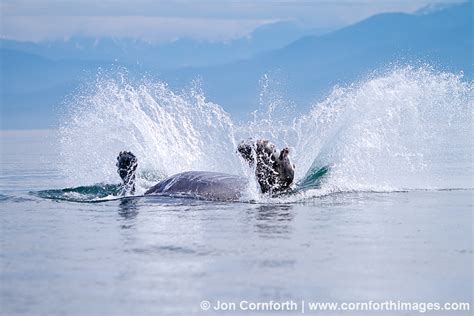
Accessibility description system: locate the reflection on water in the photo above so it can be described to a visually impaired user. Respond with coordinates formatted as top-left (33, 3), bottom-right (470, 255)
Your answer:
top-left (118, 198), bottom-right (139, 229)
top-left (118, 198), bottom-right (139, 218)
top-left (254, 204), bottom-right (294, 221)
top-left (252, 204), bottom-right (295, 238)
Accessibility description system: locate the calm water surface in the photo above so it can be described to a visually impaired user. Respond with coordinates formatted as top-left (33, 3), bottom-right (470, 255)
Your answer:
top-left (0, 130), bottom-right (472, 315)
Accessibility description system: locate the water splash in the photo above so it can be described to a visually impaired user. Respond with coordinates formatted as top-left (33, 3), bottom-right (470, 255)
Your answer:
top-left (59, 66), bottom-right (473, 201)
top-left (299, 67), bottom-right (473, 194)
top-left (59, 70), bottom-right (240, 194)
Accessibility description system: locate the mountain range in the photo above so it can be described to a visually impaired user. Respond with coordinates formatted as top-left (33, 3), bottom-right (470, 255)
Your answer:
top-left (0, 1), bottom-right (472, 129)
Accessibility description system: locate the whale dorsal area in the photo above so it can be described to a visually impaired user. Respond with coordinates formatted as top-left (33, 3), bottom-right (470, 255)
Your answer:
top-left (145, 171), bottom-right (248, 201)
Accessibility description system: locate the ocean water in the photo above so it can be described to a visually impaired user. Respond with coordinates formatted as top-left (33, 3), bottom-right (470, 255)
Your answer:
top-left (0, 67), bottom-right (472, 315)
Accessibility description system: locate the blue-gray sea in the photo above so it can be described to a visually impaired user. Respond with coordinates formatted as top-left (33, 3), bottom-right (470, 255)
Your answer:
top-left (1, 128), bottom-right (472, 316)
top-left (1, 67), bottom-right (473, 315)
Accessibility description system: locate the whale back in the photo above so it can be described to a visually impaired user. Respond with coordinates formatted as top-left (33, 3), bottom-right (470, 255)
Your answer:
top-left (145, 171), bottom-right (247, 201)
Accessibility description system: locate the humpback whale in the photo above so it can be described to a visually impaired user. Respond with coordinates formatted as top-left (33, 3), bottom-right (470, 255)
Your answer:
top-left (116, 139), bottom-right (295, 201)
top-left (145, 171), bottom-right (247, 200)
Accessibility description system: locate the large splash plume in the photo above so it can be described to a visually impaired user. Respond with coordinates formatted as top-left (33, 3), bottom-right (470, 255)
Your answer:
top-left (59, 66), bottom-right (473, 199)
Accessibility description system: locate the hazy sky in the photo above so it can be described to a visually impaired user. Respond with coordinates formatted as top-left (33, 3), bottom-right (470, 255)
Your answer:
top-left (0, 0), bottom-right (465, 42)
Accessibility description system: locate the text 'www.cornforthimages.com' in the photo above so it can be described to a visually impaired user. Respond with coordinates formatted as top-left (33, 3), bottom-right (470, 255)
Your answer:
top-left (199, 300), bottom-right (470, 314)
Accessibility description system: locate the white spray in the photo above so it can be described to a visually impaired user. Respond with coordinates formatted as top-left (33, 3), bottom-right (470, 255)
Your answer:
top-left (59, 66), bottom-right (473, 200)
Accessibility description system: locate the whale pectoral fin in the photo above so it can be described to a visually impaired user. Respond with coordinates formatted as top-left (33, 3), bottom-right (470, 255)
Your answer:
top-left (116, 151), bottom-right (138, 195)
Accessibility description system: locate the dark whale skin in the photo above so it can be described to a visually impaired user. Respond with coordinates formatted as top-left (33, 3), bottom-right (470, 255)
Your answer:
top-left (145, 171), bottom-right (248, 201)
